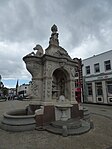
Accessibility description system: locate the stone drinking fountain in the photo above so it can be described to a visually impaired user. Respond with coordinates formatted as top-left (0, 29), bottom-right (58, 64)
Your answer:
top-left (0, 25), bottom-right (92, 136)
top-left (55, 95), bottom-right (73, 121)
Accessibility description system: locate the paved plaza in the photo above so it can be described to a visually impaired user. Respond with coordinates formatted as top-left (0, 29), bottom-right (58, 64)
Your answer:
top-left (0, 100), bottom-right (112, 149)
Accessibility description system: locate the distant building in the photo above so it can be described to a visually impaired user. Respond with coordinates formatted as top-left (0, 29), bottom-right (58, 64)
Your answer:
top-left (17, 83), bottom-right (31, 98)
top-left (0, 75), bottom-right (4, 97)
top-left (82, 50), bottom-right (112, 105)
top-left (8, 88), bottom-right (16, 99)
top-left (74, 58), bottom-right (83, 103)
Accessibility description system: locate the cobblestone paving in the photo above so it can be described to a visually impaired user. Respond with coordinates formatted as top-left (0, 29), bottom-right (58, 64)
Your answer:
top-left (0, 101), bottom-right (112, 149)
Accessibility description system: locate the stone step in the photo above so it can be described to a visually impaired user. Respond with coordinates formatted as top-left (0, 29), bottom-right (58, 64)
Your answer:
top-left (83, 107), bottom-right (91, 122)
top-left (51, 119), bottom-right (82, 129)
top-left (45, 120), bottom-right (91, 136)
top-left (84, 114), bottom-right (90, 119)
top-left (83, 107), bottom-right (88, 112)
top-left (84, 113), bottom-right (91, 117)
top-left (84, 110), bottom-right (90, 114)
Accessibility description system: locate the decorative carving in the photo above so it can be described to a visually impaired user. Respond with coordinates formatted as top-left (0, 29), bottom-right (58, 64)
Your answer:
top-left (43, 64), bottom-right (47, 77)
top-left (31, 81), bottom-right (39, 97)
top-left (51, 24), bottom-right (58, 33)
top-left (33, 44), bottom-right (44, 57)
top-left (42, 80), bottom-right (45, 98)
top-left (64, 66), bottom-right (69, 74)
top-left (59, 62), bottom-right (66, 68)
top-left (52, 75), bottom-right (58, 98)
top-left (47, 64), bottom-right (52, 76)
top-left (71, 82), bottom-right (75, 98)
top-left (49, 24), bottom-right (59, 46)
top-left (58, 77), bottom-right (65, 95)
top-left (26, 52), bottom-right (35, 56)
top-left (26, 62), bottom-right (41, 77)
top-left (26, 44), bottom-right (43, 57)
top-left (47, 80), bottom-right (51, 97)
top-left (44, 63), bottom-right (52, 77)
top-left (70, 67), bottom-right (75, 77)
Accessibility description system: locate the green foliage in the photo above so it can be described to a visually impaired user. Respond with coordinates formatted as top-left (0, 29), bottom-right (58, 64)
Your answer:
top-left (2, 87), bottom-right (8, 96)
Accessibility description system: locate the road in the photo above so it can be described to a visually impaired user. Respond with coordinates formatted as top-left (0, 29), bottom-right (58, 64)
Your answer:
top-left (83, 103), bottom-right (112, 119)
top-left (0, 100), bottom-right (112, 149)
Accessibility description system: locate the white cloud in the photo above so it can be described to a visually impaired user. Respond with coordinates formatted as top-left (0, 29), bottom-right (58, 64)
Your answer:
top-left (0, 0), bottom-right (112, 87)
top-left (0, 41), bottom-right (32, 79)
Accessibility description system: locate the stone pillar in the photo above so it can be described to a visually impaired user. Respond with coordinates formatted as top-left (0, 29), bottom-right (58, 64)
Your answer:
top-left (92, 82), bottom-right (96, 103)
top-left (70, 80), bottom-right (77, 104)
top-left (102, 80), bottom-right (108, 104)
top-left (42, 78), bottom-right (53, 105)
top-left (30, 78), bottom-right (42, 104)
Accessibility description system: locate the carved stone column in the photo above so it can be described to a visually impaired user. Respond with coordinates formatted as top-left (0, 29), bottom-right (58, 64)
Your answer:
top-left (30, 79), bottom-right (42, 103)
top-left (70, 80), bottom-right (77, 104)
top-left (69, 66), bottom-right (77, 104)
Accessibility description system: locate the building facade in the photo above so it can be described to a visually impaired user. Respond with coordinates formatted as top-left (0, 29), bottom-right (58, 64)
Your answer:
top-left (83, 50), bottom-right (112, 105)
top-left (17, 83), bottom-right (31, 98)
top-left (8, 88), bottom-right (16, 100)
top-left (74, 58), bottom-right (83, 103)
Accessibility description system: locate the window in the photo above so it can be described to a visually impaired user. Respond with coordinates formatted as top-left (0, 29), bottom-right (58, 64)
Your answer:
top-left (97, 97), bottom-right (102, 101)
top-left (75, 79), bottom-right (78, 87)
top-left (95, 82), bottom-right (103, 96)
top-left (75, 67), bottom-right (79, 77)
top-left (106, 81), bottom-right (112, 95)
top-left (94, 63), bottom-right (100, 73)
top-left (109, 98), bottom-right (112, 102)
top-left (87, 83), bottom-right (92, 96)
top-left (86, 66), bottom-right (90, 74)
top-left (104, 60), bottom-right (111, 71)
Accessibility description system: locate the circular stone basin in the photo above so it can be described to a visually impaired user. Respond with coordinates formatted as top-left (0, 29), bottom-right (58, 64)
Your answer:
top-left (0, 109), bottom-right (36, 132)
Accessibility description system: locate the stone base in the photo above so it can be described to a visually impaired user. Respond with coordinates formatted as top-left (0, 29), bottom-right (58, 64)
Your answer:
top-left (45, 118), bottom-right (91, 137)
top-left (35, 105), bottom-right (55, 126)
top-left (71, 104), bottom-right (83, 118)
top-left (0, 123), bottom-right (36, 132)
top-left (35, 104), bottom-right (84, 127)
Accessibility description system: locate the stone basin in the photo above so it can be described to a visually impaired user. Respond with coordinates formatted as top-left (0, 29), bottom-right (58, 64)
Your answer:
top-left (23, 55), bottom-right (42, 77)
top-left (55, 104), bottom-right (73, 121)
top-left (0, 109), bottom-right (36, 132)
top-left (55, 104), bottom-right (73, 111)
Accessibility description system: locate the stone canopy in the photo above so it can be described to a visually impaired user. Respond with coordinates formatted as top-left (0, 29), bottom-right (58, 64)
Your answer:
top-left (0, 25), bottom-right (91, 137)
top-left (23, 24), bottom-right (78, 106)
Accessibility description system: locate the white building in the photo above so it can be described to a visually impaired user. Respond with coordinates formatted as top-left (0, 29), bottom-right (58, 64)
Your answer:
top-left (83, 50), bottom-right (112, 105)
top-left (8, 88), bottom-right (16, 96)
top-left (17, 83), bottom-right (31, 98)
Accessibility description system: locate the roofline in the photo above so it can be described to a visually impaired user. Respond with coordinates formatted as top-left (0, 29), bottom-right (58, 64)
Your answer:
top-left (83, 49), bottom-right (112, 61)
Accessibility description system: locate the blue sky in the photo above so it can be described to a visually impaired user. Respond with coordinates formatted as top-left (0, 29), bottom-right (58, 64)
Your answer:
top-left (2, 79), bottom-right (30, 88)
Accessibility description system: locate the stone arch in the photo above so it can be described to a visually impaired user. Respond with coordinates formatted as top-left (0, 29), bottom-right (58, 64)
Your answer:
top-left (52, 68), bottom-right (70, 100)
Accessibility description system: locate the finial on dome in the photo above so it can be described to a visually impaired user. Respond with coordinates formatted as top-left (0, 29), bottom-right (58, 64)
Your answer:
top-left (51, 24), bottom-right (58, 33)
top-left (49, 24), bottom-right (59, 46)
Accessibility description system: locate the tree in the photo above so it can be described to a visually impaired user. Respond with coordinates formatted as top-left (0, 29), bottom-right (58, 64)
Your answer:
top-left (0, 82), bottom-right (4, 89)
top-left (16, 80), bottom-right (19, 96)
top-left (2, 87), bottom-right (8, 97)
